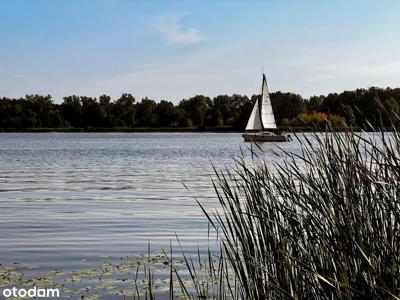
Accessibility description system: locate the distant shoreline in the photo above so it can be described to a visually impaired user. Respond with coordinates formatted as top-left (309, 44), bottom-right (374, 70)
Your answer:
top-left (0, 127), bottom-right (234, 133)
top-left (0, 126), bottom-right (361, 133)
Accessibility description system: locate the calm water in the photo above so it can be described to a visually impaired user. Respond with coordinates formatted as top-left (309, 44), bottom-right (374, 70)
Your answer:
top-left (0, 133), bottom-right (298, 274)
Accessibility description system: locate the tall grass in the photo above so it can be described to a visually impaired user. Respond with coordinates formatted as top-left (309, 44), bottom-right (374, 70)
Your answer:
top-left (140, 126), bottom-right (400, 299)
top-left (202, 127), bottom-right (400, 299)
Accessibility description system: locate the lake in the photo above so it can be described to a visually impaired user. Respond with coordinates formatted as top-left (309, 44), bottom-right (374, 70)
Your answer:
top-left (0, 132), bottom-right (301, 296)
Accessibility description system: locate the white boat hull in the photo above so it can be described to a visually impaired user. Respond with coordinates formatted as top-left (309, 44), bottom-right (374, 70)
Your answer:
top-left (242, 132), bottom-right (290, 142)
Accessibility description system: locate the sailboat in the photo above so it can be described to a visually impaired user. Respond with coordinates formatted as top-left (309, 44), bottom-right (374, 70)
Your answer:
top-left (242, 74), bottom-right (291, 142)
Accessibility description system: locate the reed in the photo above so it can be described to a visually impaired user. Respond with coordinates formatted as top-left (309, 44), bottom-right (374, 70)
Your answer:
top-left (140, 124), bottom-right (400, 299)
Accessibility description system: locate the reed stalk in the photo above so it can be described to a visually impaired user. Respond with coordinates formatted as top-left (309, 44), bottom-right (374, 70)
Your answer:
top-left (141, 124), bottom-right (400, 299)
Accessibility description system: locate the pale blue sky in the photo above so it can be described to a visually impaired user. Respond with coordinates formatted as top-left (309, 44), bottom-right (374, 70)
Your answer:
top-left (1, 0), bottom-right (399, 102)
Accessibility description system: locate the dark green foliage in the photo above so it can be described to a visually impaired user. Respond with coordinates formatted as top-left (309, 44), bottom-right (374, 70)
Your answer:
top-left (1, 87), bottom-right (400, 130)
top-left (25, 94), bottom-right (57, 128)
top-left (271, 91), bottom-right (307, 125)
top-left (230, 94), bottom-right (253, 129)
top-left (178, 95), bottom-right (211, 128)
top-left (306, 95), bottom-right (323, 113)
top-left (81, 96), bottom-right (98, 128)
top-left (156, 100), bottom-right (182, 127)
top-left (115, 93), bottom-right (136, 128)
top-left (136, 97), bottom-right (157, 127)
top-left (61, 95), bottom-right (82, 127)
top-left (98, 95), bottom-right (112, 127)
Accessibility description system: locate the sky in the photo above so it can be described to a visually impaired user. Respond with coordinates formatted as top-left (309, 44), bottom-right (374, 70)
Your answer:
top-left (0, 0), bottom-right (400, 103)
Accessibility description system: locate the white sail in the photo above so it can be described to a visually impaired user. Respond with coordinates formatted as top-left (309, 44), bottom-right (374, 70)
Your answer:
top-left (245, 98), bottom-right (263, 130)
top-left (245, 75), bottom-right (276, 131)
top-left (260, 75), bottom-right (277, 129)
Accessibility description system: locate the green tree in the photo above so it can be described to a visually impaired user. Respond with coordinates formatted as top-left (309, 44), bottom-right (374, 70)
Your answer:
top-left (97, 95), bottom-right (112, 127)
top-left (114, 93), bottom-right (136, 128)
top-left (232, 95), bottom-right (253, 129)
top-left (179, 95), bottom-right (211, 128)
top-left (25, 94), bottom-right (57, 127)
top-left (270, 92), bottom-right (306, 125)
top-left (156, 100), bottom-right (182, 127)
top-left (212, 95), bottom-right (233, 126)
top-left (136, 97), bottom-right (157, 127)
top-left (80, 97), bottom-right (98, 127)
top-left (306, 96), bottom-right (323, 113)
top-left (61, 96), bottom-right (82, 127)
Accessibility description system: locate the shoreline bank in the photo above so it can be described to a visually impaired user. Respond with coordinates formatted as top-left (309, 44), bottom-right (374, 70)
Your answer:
top-left (0, 126), bottom-right (360, 133)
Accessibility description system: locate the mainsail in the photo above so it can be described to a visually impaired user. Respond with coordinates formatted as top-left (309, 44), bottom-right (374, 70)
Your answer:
top-left (245, 74), bottom-right (277, 131)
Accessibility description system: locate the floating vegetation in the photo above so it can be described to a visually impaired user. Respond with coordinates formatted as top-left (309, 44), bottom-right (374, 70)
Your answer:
top-left (0, 266), bottom-right (23, 287)
top-left (0, 252), bottom-right (190, 299)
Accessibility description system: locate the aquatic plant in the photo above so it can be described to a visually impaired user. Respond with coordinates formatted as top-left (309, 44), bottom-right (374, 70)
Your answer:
top-left (199, 129), bottom-right (399, 299)
top-left (160, 123), bottom-right (399, 299)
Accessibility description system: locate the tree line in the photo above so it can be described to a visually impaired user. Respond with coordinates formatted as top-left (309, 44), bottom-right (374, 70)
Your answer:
top-left (0, 87), bottom-right (399, 130)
